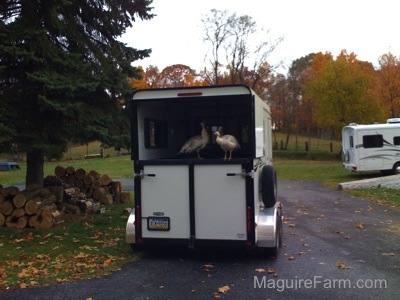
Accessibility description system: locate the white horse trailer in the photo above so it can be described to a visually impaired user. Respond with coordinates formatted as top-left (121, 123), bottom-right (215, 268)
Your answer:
top-left (342, 119), bottom-right (400, 174)
top-left (126, 85), bottom-right (282, 256)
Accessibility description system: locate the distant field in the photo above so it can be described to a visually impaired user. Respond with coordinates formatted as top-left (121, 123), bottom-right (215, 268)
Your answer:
top-left (273, 131), bottom-right (341, 153)
top-left (0, 133), bottom-right (341, 187)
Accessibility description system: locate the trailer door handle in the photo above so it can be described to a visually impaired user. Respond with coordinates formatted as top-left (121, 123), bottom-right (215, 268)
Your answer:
top-left (227, 170), bottom-right (254, 178)
top-left (134, 171), bottom-right (156, 178)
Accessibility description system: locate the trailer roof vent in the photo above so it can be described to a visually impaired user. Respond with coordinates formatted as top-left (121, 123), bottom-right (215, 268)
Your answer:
top-left (387, 118), bottom-right (400, 124)
top-left (349, 123), bottom-right (357, 126)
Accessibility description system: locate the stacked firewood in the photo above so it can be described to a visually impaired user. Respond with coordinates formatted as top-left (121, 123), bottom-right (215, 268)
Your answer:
top-left (0, 185), bottom-right (62, 229)
top-left (0, 166), bottom-right (132, 229)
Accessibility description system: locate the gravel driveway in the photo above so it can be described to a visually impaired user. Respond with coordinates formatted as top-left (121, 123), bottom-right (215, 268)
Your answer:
top-left (1, 180), bottom-right (399, 299)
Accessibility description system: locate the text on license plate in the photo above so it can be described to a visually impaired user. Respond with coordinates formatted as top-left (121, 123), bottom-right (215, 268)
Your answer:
top-left (147, 217), bottom-right (170, 231)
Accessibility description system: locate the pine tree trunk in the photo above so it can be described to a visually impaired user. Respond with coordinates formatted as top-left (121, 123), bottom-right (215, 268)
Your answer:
top-left (26, 150), bottom-right (45, 187)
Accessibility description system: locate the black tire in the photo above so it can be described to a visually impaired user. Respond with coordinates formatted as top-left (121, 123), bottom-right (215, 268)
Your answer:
top-left (393, 162), bottom-right (400, 175)
top-left (260, 165), bottom-right (277, 208)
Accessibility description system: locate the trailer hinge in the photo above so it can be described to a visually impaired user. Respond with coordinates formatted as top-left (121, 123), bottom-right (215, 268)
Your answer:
top-left (134, 170), bottom-right (156, 179)
top-left (226, 169), bottom-right (254, 178)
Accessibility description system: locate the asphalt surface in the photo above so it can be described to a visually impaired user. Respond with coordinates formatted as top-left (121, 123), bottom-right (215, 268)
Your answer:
top-left (1, 180), bottom-right (399, 299)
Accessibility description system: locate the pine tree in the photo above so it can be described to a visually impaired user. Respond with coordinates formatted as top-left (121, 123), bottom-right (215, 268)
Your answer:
top-left (0, 0), bottom-right (154, 186)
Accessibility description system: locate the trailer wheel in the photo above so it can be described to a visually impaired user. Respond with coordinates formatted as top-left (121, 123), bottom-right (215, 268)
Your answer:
top-left (260, 165), bottom-right (277, 208)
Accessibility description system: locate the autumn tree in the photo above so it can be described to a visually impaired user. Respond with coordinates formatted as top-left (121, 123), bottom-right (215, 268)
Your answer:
top-left (376, 53), bottom-right (400, 118)
top-left (288, 54), bottom-right (317, 148)
top-left (201, 9), bottom-right (233, 85)
top-left (158, 64), bottom-right (202, 87)
top-left (303, 50), bottom-right (385, 137)
top-left (268, 74), bottom-right (291, 149)
top-left (0, 0), bottom-right (154, 186)
top-left (201, 9), bottom-right (282, 91)
top-left (130, 64), bottom-right (208, 89)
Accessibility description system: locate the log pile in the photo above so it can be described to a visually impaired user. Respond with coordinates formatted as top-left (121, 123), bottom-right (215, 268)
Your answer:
top-left (0, 166), bottom-right (132, 229)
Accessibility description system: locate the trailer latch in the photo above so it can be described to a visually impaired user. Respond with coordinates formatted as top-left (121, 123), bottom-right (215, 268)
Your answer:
top-left (226, 169), bottom-right (254, 178)
top-left (134, 170), bottom-right (156, 179)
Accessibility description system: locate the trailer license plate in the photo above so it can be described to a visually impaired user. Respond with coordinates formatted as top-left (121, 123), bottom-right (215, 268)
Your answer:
top-left (148, 217), bottom-right (170, 231)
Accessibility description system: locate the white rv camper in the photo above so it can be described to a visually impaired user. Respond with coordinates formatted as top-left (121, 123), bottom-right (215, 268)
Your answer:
top-left (125, 85), bottom-right (282, 256)
top-left (342, 118), bottom-right (400, 174)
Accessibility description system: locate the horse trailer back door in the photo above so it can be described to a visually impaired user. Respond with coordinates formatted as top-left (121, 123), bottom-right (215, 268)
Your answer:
top-left (140, 165), bottom-right (190, 239)
top-left (194, 164), bottom-right (247, 241)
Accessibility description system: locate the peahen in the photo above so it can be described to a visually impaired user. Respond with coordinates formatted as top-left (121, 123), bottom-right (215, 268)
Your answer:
top-left (178, 122), bottom-right (209, 158)
top-left (214, 129), bottom-right (241, 161)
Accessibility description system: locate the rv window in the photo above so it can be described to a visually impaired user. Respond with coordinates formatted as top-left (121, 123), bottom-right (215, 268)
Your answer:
top-left (144, 118), bottom-right (168, 149)
top-left (394, 136), bottom-right (400, 145)
top-left (363, 135), bottom-right (383, 148)
top-left (349, 136), bottom-right (353, 148)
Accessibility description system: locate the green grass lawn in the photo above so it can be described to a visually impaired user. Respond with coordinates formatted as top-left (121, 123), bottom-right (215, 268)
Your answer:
top-left (0, 155), bottom-right (134, 187)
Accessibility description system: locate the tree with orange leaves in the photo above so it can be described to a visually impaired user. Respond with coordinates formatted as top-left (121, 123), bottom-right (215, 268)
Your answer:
top-left (303, 50), bottom-right (385, 137)
top-left (376, 53), bottom-right (400, 118)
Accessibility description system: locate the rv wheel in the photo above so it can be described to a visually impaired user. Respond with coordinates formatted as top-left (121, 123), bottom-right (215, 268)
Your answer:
top-left (393, 163), bottom-right (400, 175)
top-left (342, 149), bottom-right (350, 163)
top-left (260, 165), bottom-right (277, 208)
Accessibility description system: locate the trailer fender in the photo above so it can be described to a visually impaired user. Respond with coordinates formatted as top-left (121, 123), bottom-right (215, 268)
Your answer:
top-left (126, 209), bottom-right (136, 244)
top-left (256, 202), bottom-right (283, 253)
top-left (260, 165), bottom-right (277, 208)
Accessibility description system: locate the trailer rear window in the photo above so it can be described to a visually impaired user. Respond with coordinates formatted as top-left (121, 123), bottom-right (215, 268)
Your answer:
top-left (144, 118), bottom-right (168, 148)
top-left (394, 136), bottom-right (400, 145)
top-left (363, 135), bottom-right (383, 148)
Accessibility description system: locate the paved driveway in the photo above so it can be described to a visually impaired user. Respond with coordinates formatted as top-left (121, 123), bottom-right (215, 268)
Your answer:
top-left (0, 180), bottom-right (399, 299)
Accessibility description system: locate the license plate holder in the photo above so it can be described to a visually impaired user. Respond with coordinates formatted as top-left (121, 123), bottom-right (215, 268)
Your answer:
top-left (147, 216), bottom-right (170, 231)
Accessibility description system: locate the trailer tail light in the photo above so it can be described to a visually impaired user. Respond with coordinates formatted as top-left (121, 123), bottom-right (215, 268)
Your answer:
top-left (352, 166), bottom-right (357, 171)
top-left (246, 206), bottom-right (254, 248)
top-left (246, 207), bottom-right (251, 232)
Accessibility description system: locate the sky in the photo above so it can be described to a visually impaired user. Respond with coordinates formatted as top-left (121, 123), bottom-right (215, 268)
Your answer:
top-left (121, 0), bottom-right (399, 74)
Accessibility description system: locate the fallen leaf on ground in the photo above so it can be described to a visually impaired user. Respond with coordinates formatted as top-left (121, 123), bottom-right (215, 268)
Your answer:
top-left (337, 261), bottom-right (345, 268)
top-left (267, 268), bottom-right (277, 276)
top-left (382, 252), bottom-right (395, 256)
top-left (203, 264), bottom-right (214, 271)
top-left (255, 268), bottom-right (265, 273)
top-left (217, 286), bottom-right (230, 294)
top-left (356, 222), bottom-right (364, 229)
top-left (337, 261), bottom-right (351, 269)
